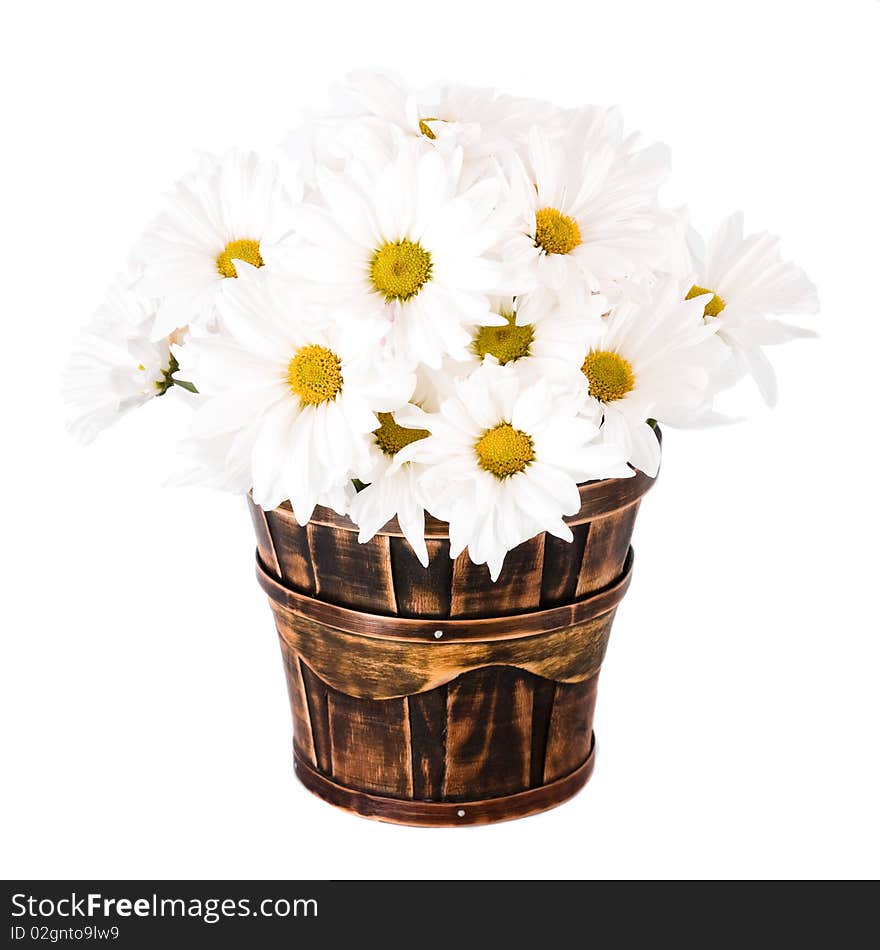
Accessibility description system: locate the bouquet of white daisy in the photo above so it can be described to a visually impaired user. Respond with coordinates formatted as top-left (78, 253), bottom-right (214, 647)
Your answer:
top-left (64, 71), bottom-right (819, 825)
top-left (64, 71), bottom-right (817, 581)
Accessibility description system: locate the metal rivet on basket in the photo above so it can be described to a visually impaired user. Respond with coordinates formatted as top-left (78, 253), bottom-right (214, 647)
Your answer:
top-left (457, 809), bottom-right (466, 818)
top-left (433, 630), bottom-right (444, 639)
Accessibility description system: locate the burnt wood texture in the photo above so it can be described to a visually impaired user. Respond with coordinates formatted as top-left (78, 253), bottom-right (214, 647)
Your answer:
top-left (250, 464), bottom-right (656, 826)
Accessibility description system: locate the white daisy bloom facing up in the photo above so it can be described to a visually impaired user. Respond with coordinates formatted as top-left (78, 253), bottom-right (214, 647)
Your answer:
top-left (181, 273), bottom-right (415, 523)
top-left (322, 71), bottom-right (559, 178)
top-left (685, 212), bottom-right (819, 405)
top-left (134, 150), bottom-right (302, 339)
top-left (293, 138), bottom-right (508, 369)
top-left (579, 279), bottom-right (728, 477)
top-left (467, 288), bottom-right (606, 384)
top-left (401, 361), bottom-right (633, 581)
top-left (503, 107), bottom-right (671, 304)
top-left (63, 279), bottom-right (182, 444)
top-left (348, 409), bottom-right (433, 567)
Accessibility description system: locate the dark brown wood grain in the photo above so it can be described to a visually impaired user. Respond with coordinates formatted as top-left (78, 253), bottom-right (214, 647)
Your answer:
top-left (541, 523), bottom-right (589, 606)
top-left (327, 690), bottom-right (413, 798)
top-left (298, 661), bottom-right (332, 775)
top-left (578, 501), bottom-right (641, 596)
top-left (252, 448), bottom-right (658, 826)
top-left (450, 534), bottom-right (546, 618)
top-left (259, 503), bottom-right (313, 593)
top-left (443, 667), bottom-right (534, 800)
top-left (248, 500), bottom-right (281, 580)
top-left (543, 675), bottom-right (599, 784)
top-left (528, 678), bottom-right (558, 788)
top-left (279, 640), bottom-right (316, 768)
top-left (307, 523), bottom-right (397, 614)
top-left (407, 690), bottom-right (448, 800)
top-left (389, 538), bottom-right (453, 618)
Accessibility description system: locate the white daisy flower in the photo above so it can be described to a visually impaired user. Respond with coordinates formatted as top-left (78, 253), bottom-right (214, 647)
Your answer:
top-left (579, 278), bottom-right (728, 477)
top-left (401, 360), bottom-right (633, 580)
top-left (348, 409), bottom-right (433, 567)
top-left (134, 150), bottom-right (302, 339)
top-left (466, 288), bottom-right (605, 383)
top-left (685, 212), bottom-right (819, 405)
top-left (63, 279), bottom-right (182, 443)
top-left (293, 137), bottom-right (507, 369)
top-left (285, 112), bottom-right (387, 184)
top-left (325, 71), bottom-right (558, 175)
top-left (181, 272), bottom-right (415, 523)
top-left (502, 107), bottom-right (671, 304)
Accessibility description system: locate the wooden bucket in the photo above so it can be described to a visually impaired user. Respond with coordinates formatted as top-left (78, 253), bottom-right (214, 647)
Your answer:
top-left (249, 466), bottom-right (655, 826)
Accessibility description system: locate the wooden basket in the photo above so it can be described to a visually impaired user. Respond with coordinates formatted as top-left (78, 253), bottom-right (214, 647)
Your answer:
top-left (249, 466), bottom-right (655, 826)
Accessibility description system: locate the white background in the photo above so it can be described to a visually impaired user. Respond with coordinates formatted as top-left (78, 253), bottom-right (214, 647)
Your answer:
top-left (2, 0), bottom-right (878, 880)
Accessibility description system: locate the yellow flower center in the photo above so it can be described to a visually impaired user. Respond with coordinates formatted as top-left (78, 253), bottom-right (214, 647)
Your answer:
top-left (534, 207), bottom-right (582, 256)
top-left (374, 412), bottom-right (429, 457)
top-left (581, 350), bottom-right (635, 403)
top-left (370, 239), bottom-right (433, 301)
top-left (419, 117), bottom-right (439, 140)
top-left (286, 344), bottom-right (343, 406)
top-left (473, 313), bottom-right (534, 365)
top-left (686, 284), bottom-right (726, 318)
top-left (216, 238), bottom-right (264, 278)
top-left (475, 423), bottom-right (535, 479)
